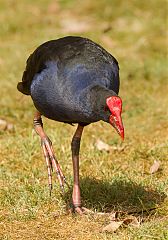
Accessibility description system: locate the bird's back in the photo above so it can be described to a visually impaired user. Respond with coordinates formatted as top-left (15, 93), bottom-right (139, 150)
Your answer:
top-left (18, 36), bottom-right (119, 94)
top-left (17, 36), bottom-right (120, 123)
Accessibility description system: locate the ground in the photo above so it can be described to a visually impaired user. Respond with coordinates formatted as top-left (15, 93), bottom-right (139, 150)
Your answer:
top-left (0, 0), bottom-right (167, 239)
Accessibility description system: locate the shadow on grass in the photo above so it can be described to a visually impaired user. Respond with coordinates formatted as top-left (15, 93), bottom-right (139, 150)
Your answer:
top-left (65, 177), bottom-right (166, 214)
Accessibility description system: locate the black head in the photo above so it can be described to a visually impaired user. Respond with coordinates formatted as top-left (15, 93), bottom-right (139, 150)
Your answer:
top-left (91, 85), bottom-right (124, 140)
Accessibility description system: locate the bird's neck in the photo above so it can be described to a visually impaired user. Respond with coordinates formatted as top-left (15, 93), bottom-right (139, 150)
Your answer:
top-left (92, 84), bottom-right (117, 96)
top-left (87, 85), bottom-right (118, 122)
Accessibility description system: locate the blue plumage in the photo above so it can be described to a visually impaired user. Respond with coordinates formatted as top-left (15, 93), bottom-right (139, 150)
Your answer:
top-left (18, 36), bottom-right (120, 125)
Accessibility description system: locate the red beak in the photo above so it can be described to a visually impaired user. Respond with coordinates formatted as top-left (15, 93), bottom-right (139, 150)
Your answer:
top-left (109, 113), bottom-right (124, 140)
top-left (106, 96), bottom-right (124, 140)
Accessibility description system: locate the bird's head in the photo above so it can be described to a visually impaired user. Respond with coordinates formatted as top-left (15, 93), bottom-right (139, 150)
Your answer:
top-left (106, 96), bottom-right (124, 140)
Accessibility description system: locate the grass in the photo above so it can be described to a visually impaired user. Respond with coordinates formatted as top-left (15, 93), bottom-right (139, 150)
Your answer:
top-left (0, 0), bottom-right (167, 239)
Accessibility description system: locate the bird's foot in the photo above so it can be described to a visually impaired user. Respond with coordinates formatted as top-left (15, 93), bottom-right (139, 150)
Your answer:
top-left (41, 136), bottom-right (69, 194)
top-left (69, 203), bottom-right (94, 215)
top-left (75, 206), bottom-right (94, 215)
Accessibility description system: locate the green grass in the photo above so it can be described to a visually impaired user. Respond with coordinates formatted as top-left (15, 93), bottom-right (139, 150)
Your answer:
top-left (0, 0), bottom-right (167, 239)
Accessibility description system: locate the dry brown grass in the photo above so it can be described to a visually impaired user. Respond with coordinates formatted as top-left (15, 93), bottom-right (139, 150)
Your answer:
top-left (0, 0), bottom-right (168, 239)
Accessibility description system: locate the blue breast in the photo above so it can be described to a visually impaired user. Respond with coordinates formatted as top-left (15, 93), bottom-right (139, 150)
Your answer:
top-left (30, 61), bottom-right (102, 122)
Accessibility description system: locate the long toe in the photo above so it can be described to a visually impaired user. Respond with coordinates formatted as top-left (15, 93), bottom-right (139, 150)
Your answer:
top-left (41, 136), bottom-right (67, 192)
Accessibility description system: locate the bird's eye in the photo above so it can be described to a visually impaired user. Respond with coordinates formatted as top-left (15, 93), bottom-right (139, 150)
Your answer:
top-left (104, 105), bottom-right (111, 115)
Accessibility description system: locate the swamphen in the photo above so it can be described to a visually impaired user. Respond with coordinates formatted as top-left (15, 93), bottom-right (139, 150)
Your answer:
top-left (17, 36), bottom-right (124, 214)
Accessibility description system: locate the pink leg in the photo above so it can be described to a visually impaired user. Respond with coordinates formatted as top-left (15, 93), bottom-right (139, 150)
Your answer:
top-left (71, 124), bottom-right (86, 214)
top-left (33, 112), bottom-right (68, 194)
top-left (71, 125), bottom-right (94, 215)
